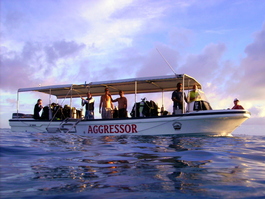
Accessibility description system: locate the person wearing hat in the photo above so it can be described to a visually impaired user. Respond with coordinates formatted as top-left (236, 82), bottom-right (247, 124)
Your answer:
top-left (232, 98), bottom-right (244, 109)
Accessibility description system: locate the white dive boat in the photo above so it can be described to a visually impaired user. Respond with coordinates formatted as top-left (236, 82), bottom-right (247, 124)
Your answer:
top-left (9, 74), bottom-right (250, 136)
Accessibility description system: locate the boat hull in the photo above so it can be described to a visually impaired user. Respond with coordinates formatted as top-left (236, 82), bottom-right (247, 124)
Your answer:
top-left (9, 110), bottom-right (250, 136)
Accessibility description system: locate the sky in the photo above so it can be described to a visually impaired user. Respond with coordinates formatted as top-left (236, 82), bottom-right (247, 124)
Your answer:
top-left (0, 0), bottom-right (265, 131)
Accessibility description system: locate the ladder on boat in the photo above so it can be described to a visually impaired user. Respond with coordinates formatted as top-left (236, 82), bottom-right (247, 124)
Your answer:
top-left (46, 118), bottom-right (82, 133)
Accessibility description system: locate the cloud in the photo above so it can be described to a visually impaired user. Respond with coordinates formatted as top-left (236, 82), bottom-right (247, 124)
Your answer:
top-left (168, 28), bottom-right (194, 48)
top-left (205, 28), bottom-right (235, 35)
top-left (181, 43), bottom-right (226, 82)
top-left (110, 0), bottom-right (168, 20)
top-left (177, 24), bottom-right (265, 119)
top-left (0, 40), bottom-right (86, 91)
top-left (136, 44), bottom-right (180, 77)
top-left (1, 0), bottom-right (158, 92)
top-left (225, 23), bottom-right (265, 100)
top-left (44, 40), bottom-right (86, 64)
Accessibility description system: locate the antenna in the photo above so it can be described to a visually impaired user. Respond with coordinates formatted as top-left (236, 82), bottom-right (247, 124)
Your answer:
top-left (85, 81), bottom-right (90, 93)
top-left (156, 48), bottom-right (177, 76)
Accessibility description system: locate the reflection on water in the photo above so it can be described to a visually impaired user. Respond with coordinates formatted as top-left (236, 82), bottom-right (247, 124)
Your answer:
top-left (1, 130), bottom-right (265, 198)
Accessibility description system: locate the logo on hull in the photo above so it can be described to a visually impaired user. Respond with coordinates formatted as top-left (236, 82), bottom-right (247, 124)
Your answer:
top-left (173, 122), bottom-right (182, 130)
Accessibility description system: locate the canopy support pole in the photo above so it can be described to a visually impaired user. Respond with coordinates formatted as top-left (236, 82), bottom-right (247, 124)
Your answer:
top-left (49, 88), bottom-right (52, 120)
top-left (70, 86), bottom-right (73, 108)
top-left (17, 91), bottom-right (19, 116)
top-left (161, 89), bottom-right (164, 114)
top-left (182, 74), bottom-right (185, 114)
top-left (49, 89), bottom-right (51, 105)
top-left (135, 81), bottom-right (137, 118)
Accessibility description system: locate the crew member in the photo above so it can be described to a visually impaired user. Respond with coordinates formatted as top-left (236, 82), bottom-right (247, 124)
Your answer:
top-left (171, 83), bottom-right (187, 114)
top-left (33, 99), bottom-right (43, 119)
top-left (232, 98), bottom-right (244, 109)
top-left (81, 93), bottom-right (95, 119)
top-left (187, 84), bottom-right (201, 102)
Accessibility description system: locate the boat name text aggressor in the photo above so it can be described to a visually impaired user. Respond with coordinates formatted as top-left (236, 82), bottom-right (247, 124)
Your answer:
top-left (87, 124), bottom-right (138, 134)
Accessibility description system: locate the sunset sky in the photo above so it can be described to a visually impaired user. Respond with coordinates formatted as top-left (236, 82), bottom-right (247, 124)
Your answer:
top-left (1, 0), bottom-right (264, 131)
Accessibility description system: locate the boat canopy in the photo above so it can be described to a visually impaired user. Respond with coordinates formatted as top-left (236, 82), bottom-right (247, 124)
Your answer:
top-left (18, 74), bottom-right (201, 99)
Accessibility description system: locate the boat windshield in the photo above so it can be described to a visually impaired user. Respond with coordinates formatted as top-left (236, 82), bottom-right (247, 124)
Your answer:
top-left (187, 89), bottom-right (208, 103)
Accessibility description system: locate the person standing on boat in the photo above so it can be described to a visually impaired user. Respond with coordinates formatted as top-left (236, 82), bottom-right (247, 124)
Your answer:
top-left (33, 99), bottom-right (43, 119)
top-left (186, 84), bottom-right (201, 112)
top-left (81, 93), bottom-right (95, 119)
top-left (99, 88), bottom-right (113, 119)
top-left (111, 90), bottom-right (128, 118)
top-left (232, 98), bottom-right (244, 109)
top-left (171, 83), bottom-right (187, 114)
top-left (187, 85), bottom-right (201, 102)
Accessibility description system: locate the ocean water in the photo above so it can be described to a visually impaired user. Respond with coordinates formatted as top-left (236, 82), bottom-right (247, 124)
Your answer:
top-left (0, 129), bottom-right (265, 199)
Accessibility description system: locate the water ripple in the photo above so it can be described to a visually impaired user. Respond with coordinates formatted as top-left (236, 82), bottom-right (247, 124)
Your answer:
top-left (0, 130), bottom-right (265, 198)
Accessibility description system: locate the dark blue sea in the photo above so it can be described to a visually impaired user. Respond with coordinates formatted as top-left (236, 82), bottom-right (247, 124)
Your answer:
top-left (1, 128), bottom-right (265, 199)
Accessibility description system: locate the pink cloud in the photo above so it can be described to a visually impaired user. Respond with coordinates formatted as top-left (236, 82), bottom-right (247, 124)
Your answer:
top-left (0, 40), bottom-right (86, 92)
top-left (44, 40), bottom-right (85, 64)
top-left (136, 44), bottom-right (180, 77)
top-left (181, 43), bottom-right (226, 83)
top-left (225, 23), bottom-right (265, 100)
